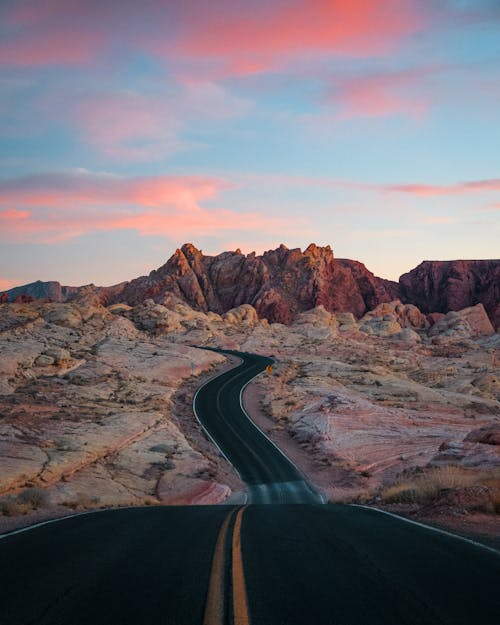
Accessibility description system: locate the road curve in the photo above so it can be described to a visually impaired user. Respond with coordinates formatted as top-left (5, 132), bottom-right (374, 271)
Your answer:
top-left (193, 348), bottom-right (322, 504)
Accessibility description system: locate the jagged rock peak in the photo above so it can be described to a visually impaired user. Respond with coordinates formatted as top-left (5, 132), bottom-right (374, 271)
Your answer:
top-left (304, 243), bottom-right (333, 259)
top-left (180, 242), bottom-right (202, 258)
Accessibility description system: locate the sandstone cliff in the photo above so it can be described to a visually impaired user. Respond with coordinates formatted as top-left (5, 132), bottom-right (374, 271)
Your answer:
top-left (399, 260), bottom-right (500, 330)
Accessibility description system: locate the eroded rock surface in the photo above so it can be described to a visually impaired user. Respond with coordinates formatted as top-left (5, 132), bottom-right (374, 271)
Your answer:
top-left (1, 295), bottom-right (498, 531)
top-left (0, 301), bottom-right (230, 517)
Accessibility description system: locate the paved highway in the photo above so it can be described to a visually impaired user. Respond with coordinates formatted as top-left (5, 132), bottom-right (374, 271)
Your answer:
top-left (1, 350), bottom-right (499, 624)
top-left (193, 349), bottom-right (322, 503)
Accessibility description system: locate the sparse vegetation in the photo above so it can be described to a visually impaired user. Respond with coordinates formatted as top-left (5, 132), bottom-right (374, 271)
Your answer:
top-left (63, 494), bottom-right (100, 510)
top-left (17, 487), bottom-right (49, 509)
top-left (381, 466), bottom-right (500, 513)
top-left (0, 487), bottom-right (49, 516)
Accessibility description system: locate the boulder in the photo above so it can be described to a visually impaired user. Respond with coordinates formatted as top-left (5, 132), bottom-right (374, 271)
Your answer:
top-left (429, 304), bottom-right (494, 339)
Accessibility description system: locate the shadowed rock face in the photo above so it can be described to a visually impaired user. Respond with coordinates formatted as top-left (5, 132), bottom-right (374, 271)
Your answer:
top-left (2, 246), bottom-right (498, 326)
top-left (399, 260), bottom-right (500, 330)
top-left (2, 280), bottom-right (76, 303)
top-left (111, 243), bottom-right (399, 323)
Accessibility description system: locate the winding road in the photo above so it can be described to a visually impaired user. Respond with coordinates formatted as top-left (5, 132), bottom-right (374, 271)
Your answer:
top-left (193, 349), bottom-right (321, 504)
top-left (1, 350), bottom-right (499, 625)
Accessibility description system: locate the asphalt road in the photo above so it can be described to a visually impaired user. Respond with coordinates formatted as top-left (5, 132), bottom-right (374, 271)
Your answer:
top-left (193, 349), bottom-right (321, 503)
top-left (1, 504), bottom-right (499, 624)
top-left (1, 349), bottom-right (499, 624)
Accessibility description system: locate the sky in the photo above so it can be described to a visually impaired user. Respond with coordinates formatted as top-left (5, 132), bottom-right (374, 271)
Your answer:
top-left (0, 0), bottom-right (499, 289)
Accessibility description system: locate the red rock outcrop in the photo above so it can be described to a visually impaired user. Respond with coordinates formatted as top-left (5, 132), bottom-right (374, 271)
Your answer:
top-left (2, 247), bottom-right (497, 327)
top-left (399, 260), bottom-right (500, 330)
top-left (111, 243), bottom-right (398, 323)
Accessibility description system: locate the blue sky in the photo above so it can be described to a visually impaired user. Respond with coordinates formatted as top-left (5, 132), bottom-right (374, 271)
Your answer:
top-left (0, 0), bottom-right (499, 288)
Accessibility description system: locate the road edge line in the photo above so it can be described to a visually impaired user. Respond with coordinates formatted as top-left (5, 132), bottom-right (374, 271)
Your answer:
top-left (192, 356), bottom-right (245, 478)
top-left (351, 504), bottom-right (500, 556)
top-left (238, 365), bottom-right (327, 504)
top-left (0, 506), bottom-right (129, 540)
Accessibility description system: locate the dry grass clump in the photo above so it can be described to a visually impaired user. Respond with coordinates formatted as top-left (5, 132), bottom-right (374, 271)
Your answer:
top-left (63, 494), bottom-right (100, 510)
top-left (0, 487), bottom-right (50, 516)
top-left (381, 465), bottom-right (500, 513)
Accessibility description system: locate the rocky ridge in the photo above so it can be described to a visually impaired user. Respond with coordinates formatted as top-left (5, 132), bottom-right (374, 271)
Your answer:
top-left (3, 245), bottom-right (498, 330)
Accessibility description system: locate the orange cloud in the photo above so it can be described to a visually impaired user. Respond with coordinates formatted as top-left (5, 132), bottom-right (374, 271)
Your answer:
top-left (0, 278), bottom-right (19, 291)
top-left (0, 170), bottom-right (302, 243)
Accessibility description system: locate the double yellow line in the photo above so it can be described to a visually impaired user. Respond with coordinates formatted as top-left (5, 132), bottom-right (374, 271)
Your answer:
top-left (203, 506), bottom-right (250, 625)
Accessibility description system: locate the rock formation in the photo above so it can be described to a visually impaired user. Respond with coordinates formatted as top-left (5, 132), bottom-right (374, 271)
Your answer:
top-left (0, 293), bottom-right (498, 533)
top-left (2, 244), bottom-right (399, 324)
top-left (2, 246), bottom-right (498, 327)
top-left (399, 260), bottom-right (500, 330)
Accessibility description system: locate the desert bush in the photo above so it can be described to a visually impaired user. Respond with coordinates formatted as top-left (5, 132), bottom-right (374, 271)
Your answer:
top-left (482, 475), bottom-right (500, 513)
top-left (63, 494), bottom-right (100, 510)
top-left (381, 466), bottom-right (500, 512)
top-left (17, 487), bottom-right (49, 509)
top-left (0, 498), bottom-right (25, 516)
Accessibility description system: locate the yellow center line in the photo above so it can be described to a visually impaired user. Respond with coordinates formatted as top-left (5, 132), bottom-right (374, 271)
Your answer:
top-left (203, 507), bottom-right (238, 625)
top-left (232, 506), bottom-right (250, 625)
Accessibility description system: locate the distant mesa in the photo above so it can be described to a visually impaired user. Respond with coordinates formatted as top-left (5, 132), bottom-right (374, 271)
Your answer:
top-left (1, 244), bottom-right (499, 328)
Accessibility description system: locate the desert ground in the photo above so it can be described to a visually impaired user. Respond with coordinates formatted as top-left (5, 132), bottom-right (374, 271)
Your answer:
top-left (0, 298), bottom-right (498, 544)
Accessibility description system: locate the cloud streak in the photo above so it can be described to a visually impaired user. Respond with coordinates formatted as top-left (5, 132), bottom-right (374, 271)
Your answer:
top-left (0, 169), bottom-right (302, 243)
top-left (384, 178), bottom-right (500, 196)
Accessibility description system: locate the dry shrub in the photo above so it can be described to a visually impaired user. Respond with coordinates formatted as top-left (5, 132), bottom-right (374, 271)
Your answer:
top-left (0, 498), bottom-right (26, 517)
top-left (0, 487), bottom-right (49, 516)
top-left (381, 465), bottom-right (500, 513)
top-left (17, 487), bottom-right (49, 509)
top-left (63, 494), bottom-right (100, 510)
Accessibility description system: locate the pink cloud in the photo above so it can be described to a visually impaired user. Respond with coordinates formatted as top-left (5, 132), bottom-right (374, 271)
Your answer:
top-left (385, 179), bottom-right (500, 196)
top-left (0, 0), bottom-right (107, 66)
top-left (164, 0), bottom-right (426, 75)
top-left (72, 93), bottom-right (184, 162)
top-left (0, 170), bottom-right (302, 243)
top-left (328, 68), bottom-right (431, 119)
top-left (69, 84), bottom-right (252, 161)
top-left (0, 1), bottom-right (426, 72)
